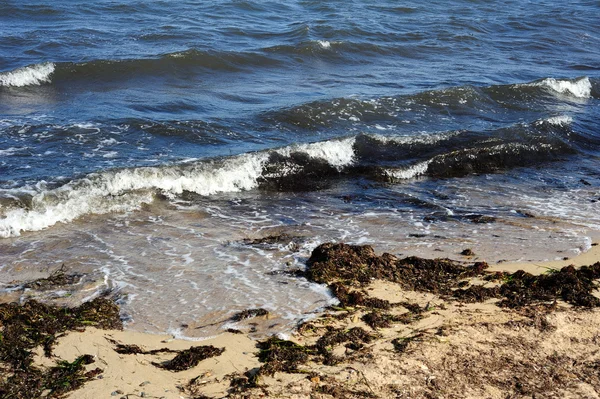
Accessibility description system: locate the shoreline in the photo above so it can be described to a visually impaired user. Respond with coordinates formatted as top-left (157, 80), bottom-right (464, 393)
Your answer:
top-left (2, 241), bottom-right (600, 398)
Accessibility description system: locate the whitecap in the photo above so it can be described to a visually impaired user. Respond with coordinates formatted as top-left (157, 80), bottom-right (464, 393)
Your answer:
top-left (275, 137), bottom-right (356, 169)
top-left (384, 161), bottom-right (430, 180)
top-left (536, 115), bottom-right (573, 126)
top-left (534, 77), bottom-right (592, 99)
top-left (0, 62), bottom-right (55, 87)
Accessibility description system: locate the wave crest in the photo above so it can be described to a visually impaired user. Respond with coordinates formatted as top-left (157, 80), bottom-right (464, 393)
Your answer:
top-left (0, 138), bottom-right (357, 237)
top-left (533, 77), bottom-right (592, 99)
top-left (0, 62), bottom-right (55, 87)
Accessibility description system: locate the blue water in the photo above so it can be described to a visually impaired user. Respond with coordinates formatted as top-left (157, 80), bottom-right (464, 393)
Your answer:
top-left (0, 0), bottom-right (599, 337)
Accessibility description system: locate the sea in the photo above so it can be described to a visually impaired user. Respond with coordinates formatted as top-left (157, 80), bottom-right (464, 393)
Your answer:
top-left (0, 0), bottom-right (599, 339)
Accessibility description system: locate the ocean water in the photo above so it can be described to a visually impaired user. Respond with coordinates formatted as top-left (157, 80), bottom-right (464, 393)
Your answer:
top-left (0, 0), bottom-right (599, 338)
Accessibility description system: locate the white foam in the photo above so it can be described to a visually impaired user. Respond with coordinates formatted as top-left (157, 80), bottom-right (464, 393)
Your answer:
top-left (317, 40), bottom-right (331, 49)
top-left (384, 161), bottom-right (430, 180)
top-left (537, 115), bottom-right (573, 126)
top-left (0, 137), bottom-right (360, 237)
top-left (0, 153), bottom-right (269, 238)
top-left (369, 131), bottom-right (457, 146)
top-left (534, 77), bottom-right (592, 99)
top-left (0, 63), bottom-right (55, 87)
top-left (102, 151), bottom-right (119, 158)
top-left (276, 137), bottom-right (356, 169)
top-left (0, 147), bottom-right (27, 156)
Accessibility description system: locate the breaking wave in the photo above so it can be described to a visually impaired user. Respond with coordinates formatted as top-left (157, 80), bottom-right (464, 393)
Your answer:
top-left (0, 114), bottom-right (581, 238)
top-left (0, 62), bottom-right (55, 87)
top-left (531, 77), bottom-right (592, 99)
top-left (0, 42), bottom-right (381, 89)
top-left (263, 77), bottom-right (597, 130)
top-left (0, 138), bottom-right (355, 237)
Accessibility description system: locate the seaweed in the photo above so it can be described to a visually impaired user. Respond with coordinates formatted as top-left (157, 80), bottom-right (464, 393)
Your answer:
top-left (391, 333), bottom-right (424, 354)
top-left (306, 243), bottom-right (489, 295)
top-left (315, 327), bottom-right (375, 365)
top-left (248, 327), bottom-right (376, 381)
top-left (362, 310), bottom-right (422, 330)
top-left (499, 264), bottom-right (600, 308)
top-left (452, 285), bottom-right (501, 303)
top-left (106, 338), bottom-right (176, 355)
top-left (0, 296), bottom-right (122, 399)
top-left (241, 233), bottom-right (303, 252)
top-left (453, 263), bottom-right (600, 307)
top-left (230, 308), bottom-right (269, 322)
top-left (328, 282), bottom-right (390, 309)
top-left (464, 214), bottom-right (496, 224)
top-left (306, 243), bottom-right (600, 310)
top-left (256, 337), bottom-right (315, 376)
top-left (0, 297), bottom-right (121, 369)
top-left (152, 346), bottom-right (225, 372)
top-left (316, 384), bottom-right (378, 398)
top-left (460, 248), bottom-right (475, 256)
top-left (20, 264), bottom-right (83, 291)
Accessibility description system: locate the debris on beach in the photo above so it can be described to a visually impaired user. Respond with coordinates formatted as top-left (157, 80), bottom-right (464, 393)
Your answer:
top-left (306, 242), bottom-right (600, 309)
top-left (256, 337), bottom-right (314, 375)
top-left (460, 248), bottom-right (475, 256)
top-left (4, 264), bottom-right (84, 294)
top-left (230, 308), bottom-right (270, 322)
top-left (105, 337), bottom-right (226, 372)
top-left (0, 295), bottom-right (121, 399)
top-left (240, 233), bottom-right (304, 252)
top-left (152, 346), bottom-right (225, 372)
top-left (5, 243), bottom-right (600, 399)
top-left (226, 243), bottom-right (600, 398)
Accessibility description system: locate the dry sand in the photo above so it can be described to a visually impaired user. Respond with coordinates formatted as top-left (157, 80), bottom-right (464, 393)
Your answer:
top-left (21, 244), bottom-right (600, 398)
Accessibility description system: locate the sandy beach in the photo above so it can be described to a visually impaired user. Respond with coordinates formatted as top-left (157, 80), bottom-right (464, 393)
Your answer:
top-left (2, 242), bottom-right (599, 399)
top-left (2, 1), bottom-right (599, 398)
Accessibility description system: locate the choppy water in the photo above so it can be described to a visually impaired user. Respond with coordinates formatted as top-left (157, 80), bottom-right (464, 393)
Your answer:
top-left (1, 0), bottom-right (599, 338)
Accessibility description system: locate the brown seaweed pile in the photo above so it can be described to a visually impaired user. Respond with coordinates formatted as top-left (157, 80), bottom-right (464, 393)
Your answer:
top-left (20, 265), bottom-right (83, 291)
top-left (256, 337), bottom-right (314, 375)
top-left (306, 242), bottom-right (488, 294)
top-left (361, 310), bottom-right (422, 330)
top-left (229, 308), bottom-right (269, 322)
top-left (498, 265), bottom-right (600, 308)
top-left (307, 242), bottom-right (600, 309)
top-left (0, 296), bottom-right (122, 399)
top-left (240, 233), bottom-right (304, 252)
top-left (152, 346), bottom-right (225, 372)
top-left (106, 338), bottom-right (225, 372)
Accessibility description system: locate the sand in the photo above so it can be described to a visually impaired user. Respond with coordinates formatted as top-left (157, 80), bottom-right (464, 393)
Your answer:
top-left (15, 244), bottom-right (600, 398)
top-left (35, 329), bottom-right (258, 399)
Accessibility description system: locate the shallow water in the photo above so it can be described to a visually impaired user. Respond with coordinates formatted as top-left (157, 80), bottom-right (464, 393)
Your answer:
top-left (1, 0), bottom-right (599, 338)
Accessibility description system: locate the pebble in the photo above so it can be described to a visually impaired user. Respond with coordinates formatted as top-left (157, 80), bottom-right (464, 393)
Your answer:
top-left (111, 390), bottom-right (123, 396)
top-left (139, 381), bottom-right (151, 387)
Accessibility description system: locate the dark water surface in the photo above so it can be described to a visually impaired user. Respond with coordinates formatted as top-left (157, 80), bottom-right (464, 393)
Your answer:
top-left (0, 0), bottom-right (599, 337)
